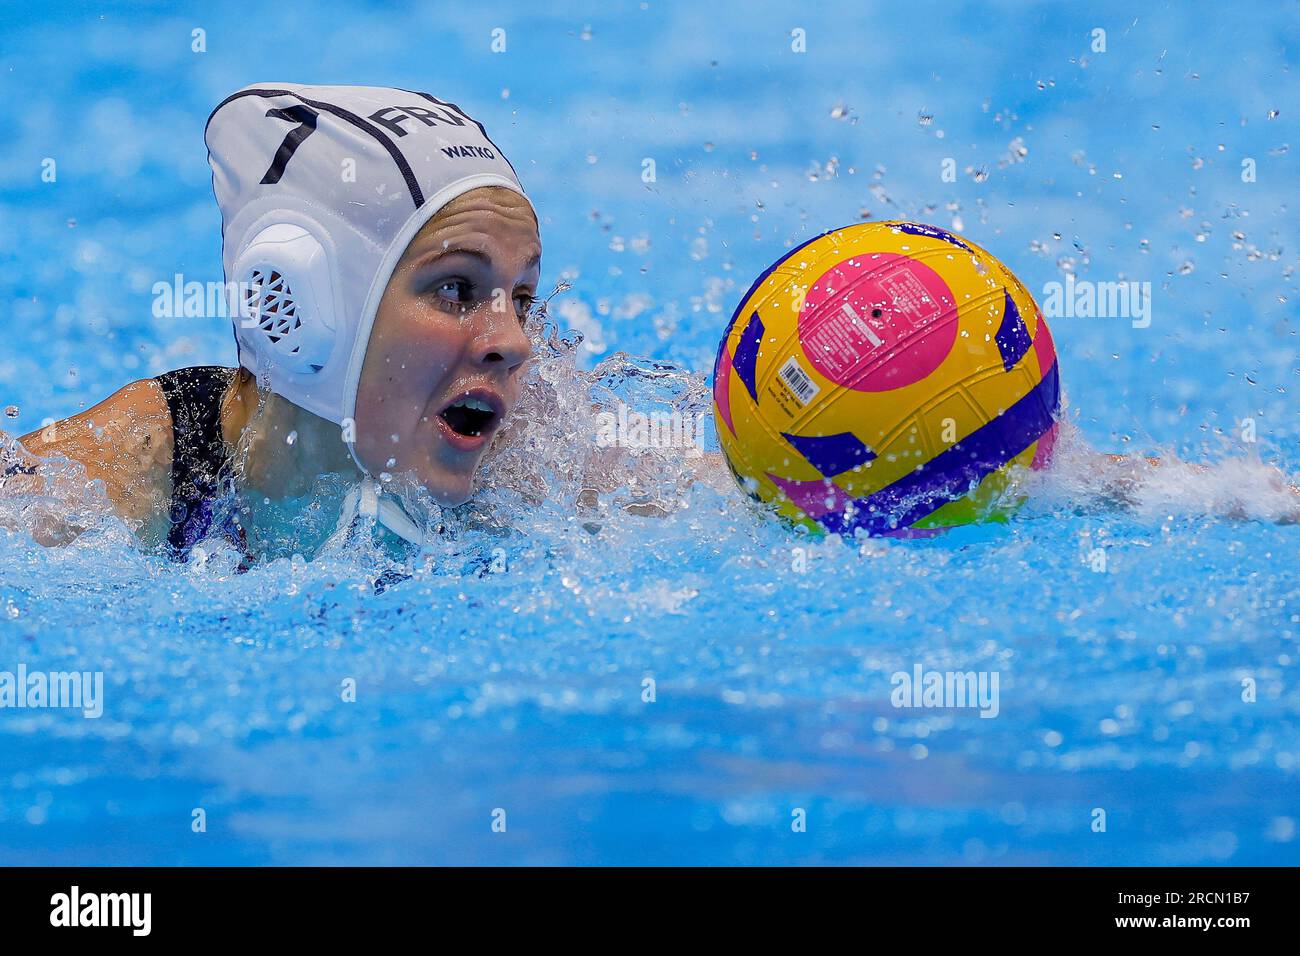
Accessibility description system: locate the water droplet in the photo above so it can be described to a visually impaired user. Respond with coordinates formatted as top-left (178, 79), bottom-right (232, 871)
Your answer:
top-left (285, 430), bottom-right (297, 446)
top-left (3, 405), bottom-right (17, 419)
top-left (386, 457), bottom-right (397, 468)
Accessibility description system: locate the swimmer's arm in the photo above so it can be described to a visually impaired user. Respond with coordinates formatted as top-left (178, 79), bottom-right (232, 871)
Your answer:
top-left (2, 380), bottom-right (175, 541)
top-left (697, 451), bottom-right (740, 491)
top-left (1094, 453), bottom-right (1165, 505)
top-left (688, 447), bottom-right (1300, 524)
top-left (573, 446), bottom-right (734, 518)
top-left (1092, 453), bottom-right (1300, 523)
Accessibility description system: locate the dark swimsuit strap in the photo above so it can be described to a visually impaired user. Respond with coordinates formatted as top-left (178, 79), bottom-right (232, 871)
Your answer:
top-left (155, 366), bottom-right (244, 556)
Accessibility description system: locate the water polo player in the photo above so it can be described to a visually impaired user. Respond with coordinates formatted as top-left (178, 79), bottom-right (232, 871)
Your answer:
top-left (2, 84), bottom-right (541, 555)
top-left (2, 84), bottom-right (1296, 559)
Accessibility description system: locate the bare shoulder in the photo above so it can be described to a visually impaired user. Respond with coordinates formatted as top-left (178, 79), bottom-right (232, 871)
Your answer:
top-left (15, 378), bottom-right (175, 524)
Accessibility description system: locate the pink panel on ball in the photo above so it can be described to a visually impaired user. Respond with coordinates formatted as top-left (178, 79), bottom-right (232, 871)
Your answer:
top-left (714, 346), bottom-right (736, 436)
top-left (798, 252), bottom-right (959, 392)
top-left (766, 472), bottom-right (853, 519)
top-left (1030, 420), bottom-right (1059, 470)
top-left (1032, 311), bottom-right (1057, 376)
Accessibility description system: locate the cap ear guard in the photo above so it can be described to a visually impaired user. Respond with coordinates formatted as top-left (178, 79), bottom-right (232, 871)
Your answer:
top-left (230, 223), bottom-right (338, 377)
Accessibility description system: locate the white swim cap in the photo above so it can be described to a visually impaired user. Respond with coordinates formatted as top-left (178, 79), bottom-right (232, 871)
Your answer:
top-left (206, 83), bottom-right (531, 470)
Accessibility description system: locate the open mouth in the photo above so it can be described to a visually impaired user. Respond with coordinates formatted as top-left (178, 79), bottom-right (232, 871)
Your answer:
top-left (437, 392), bottom-right (501, 440)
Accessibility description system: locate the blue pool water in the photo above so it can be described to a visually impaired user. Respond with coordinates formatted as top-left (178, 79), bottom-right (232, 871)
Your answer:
top-left (1, 1), bottom-right (1297, 864)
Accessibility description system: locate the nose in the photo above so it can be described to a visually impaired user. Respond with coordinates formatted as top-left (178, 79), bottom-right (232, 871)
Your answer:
top-left (470, 303), bottom-right (531, 373)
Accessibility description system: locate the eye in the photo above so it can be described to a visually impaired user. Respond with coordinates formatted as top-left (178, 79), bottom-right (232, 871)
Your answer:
top-left (513, 291), bottom-right (536, 321)
top-left (434, 278), bottom-right (473, 305)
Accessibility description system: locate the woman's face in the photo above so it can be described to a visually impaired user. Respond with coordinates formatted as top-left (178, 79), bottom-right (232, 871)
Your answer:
top-left (353, 186), bottom-right (539, 504)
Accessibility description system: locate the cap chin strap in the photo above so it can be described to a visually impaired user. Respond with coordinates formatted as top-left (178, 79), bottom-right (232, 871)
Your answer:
top-left (330, 476), bottom-right (427, 548)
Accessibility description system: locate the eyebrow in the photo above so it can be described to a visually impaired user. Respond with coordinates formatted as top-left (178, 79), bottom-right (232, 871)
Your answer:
top-left (409, 245), bottom-right (541, 274)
